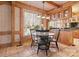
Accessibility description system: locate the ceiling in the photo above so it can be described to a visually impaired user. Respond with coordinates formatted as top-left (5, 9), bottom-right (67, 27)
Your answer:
top-left (20, 1), bottom-right (67, 11)
top-left (72, 2), bottom-right (79, 13)
top-left (54, 1), bottom-right (67, 5)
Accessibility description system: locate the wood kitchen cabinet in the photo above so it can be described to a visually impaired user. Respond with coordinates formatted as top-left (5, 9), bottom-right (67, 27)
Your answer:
top-left (59, 30), bottom-right (73, 45)
top-left (59, 29), bottom-right (79, 46)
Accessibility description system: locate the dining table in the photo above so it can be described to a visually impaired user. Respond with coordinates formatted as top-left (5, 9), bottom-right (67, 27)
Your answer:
top-left (31, 30), bottom-right (55, 42)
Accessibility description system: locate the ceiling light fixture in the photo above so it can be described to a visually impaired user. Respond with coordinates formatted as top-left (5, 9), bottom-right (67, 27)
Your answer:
top-left (37, 14), bottom-right (41, 18)
top-left (37, 1), bottom-right (50, 20)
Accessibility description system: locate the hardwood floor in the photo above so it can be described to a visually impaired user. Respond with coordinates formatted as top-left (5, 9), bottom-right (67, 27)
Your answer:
top-left (0, 42), bottom-right (79, 57)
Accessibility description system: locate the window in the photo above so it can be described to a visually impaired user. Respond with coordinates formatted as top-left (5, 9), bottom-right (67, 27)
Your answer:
top-left (49, 20), bottom-right (62, 28)
top-left (24, 10), bottom-right (42, 36)
top-left (64, 10), bottom-right (69, 17)
top-left (48, 15), bottom-right (63, 29)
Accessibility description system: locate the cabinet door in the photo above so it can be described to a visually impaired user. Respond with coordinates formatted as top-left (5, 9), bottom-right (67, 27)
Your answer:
top-left (59, 31), bottom-right (73, 45)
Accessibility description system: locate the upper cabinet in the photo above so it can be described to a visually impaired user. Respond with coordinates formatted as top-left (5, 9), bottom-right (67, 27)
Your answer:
top-left (51, 7), bottom-right (72, 20)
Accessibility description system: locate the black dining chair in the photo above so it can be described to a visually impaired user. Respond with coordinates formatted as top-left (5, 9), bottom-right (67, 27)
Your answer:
top-left (36, 30), bottom-right (50, 56)
top-left (37, 36), bottom-right (50, 56)
top-left (30, 29), bottom-right (38, 47)
top-left (50, 29), bottom-right (60, 50)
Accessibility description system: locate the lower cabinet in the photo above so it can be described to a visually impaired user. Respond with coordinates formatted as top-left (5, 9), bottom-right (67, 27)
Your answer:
top-left (59, 29), bottom-right (79, 46)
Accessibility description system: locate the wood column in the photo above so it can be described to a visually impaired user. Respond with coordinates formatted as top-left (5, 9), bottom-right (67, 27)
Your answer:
top-left (68, 7), bottom-right (72, 17)
top-left (20, 8), bottom-right (24, 45)
top-left (11, 2), bottom-right (15, 46)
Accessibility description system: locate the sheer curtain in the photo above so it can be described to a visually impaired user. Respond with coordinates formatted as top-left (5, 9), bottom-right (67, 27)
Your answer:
top-left (24, 10), bottom-right (41, 36)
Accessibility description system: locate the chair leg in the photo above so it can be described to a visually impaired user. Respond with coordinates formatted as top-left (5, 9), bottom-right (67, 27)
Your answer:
top-left (46, 50), bottom-right (48, 56)
top-left (37, 49), bottom-right (39, 54)
top-left (31, 40), bottom-right (34, 47)
top-left (56, 42), bottom-right (59, 50)
top-left (31, 41), bottom-right (33, 47)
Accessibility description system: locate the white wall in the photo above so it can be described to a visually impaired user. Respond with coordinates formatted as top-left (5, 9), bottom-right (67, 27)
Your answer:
top-left (15, 7), bottom-right (20, 42)
top-left (0, 5), bottom-right (11, 31)
top-left (0, 5), bottom-right (21, 44)
top-left (15, 34), bottom-right (20, 42)
top-left (0, 35), bottom-right (11, 44)
top-left (15, 7), bottom-right (20, 31)
top-left (0, 5), bottom-right (11, 44)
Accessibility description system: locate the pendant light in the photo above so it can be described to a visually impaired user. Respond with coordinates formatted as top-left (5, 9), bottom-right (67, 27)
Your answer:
top-left (42, 1), bottom-right (50, 20)
top-left (37, 1), bottom-right (50, 20)
top-left (37, 14), bottom-right (41, 18)
top-left (41, 1), bottom-right (45, 19)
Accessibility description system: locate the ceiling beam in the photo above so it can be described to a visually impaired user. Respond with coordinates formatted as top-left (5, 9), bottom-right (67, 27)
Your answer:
top-left (12, 1), bottom-right (47, 14)
top-left (45, 1), bottom-right (61, 8)
top-left (47, 1), bottom-right (76, 15)
top-left (0, 1), bottom-right (11, 5)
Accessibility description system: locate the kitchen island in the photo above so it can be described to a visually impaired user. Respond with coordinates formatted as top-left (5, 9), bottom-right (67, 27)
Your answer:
top-left (59, 28), bottom-right (79, 46)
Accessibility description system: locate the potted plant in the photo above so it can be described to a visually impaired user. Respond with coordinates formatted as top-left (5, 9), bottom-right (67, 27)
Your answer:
top-left (34, 25), bottom-right (40, 30)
